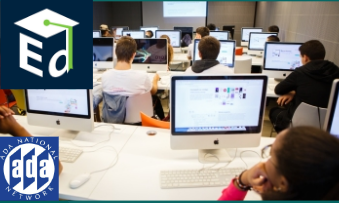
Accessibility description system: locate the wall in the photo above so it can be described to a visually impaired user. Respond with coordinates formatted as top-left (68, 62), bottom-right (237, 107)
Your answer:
top-left (207, 2), bottom-right (256, 46)
top-left (255, 1), bottom-right (339, 65)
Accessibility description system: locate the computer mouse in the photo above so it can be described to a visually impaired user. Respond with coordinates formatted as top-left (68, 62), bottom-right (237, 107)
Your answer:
top-left (69, 173), bottom-right (91, 189)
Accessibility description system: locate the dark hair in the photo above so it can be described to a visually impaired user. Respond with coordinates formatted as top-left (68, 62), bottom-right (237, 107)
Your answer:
top-left (267, 35), bottom-right (280, 42)
top-left (146, 30), bottom-right (154, 38)
top-left (207, 23), bottom-right (216, 31)
top-left (268, 25), bottom-right (279, 33)
top-left (196, 27), bottom-right (210, 38)
top-left (198, 36), bottom-right (220, 60)
top-left (115, 36), bottom-right (137, 63)
top-left (299, 40), bottom-right (326, 60)
top-left (263, 127), bottom-right (339, 200)
top-left (160, 35), bottom-right (173, 65)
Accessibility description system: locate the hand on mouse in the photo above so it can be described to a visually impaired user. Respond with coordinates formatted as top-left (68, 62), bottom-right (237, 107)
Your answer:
top-left (153, 73), bottom-right (160, 82)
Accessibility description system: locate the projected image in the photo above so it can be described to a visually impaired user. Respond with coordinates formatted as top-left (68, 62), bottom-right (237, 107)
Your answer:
top-left (133, 39), bottom-right (167, 64)
top-left (163, 1), bottom-right (207, 17)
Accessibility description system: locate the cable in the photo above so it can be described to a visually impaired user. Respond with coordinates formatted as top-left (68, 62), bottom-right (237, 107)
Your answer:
top-left (199, 153), bottom-right (220, 172)
top-left (239, 150), bottom-right (261, 169)
top-left (217, 148), bottom-right (238, 171)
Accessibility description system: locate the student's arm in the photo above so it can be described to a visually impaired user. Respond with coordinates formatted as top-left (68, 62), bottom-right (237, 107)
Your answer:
top-left (274, 71), bottom-right (299, 95)
top-left (187, 44), bottom-right (192, 60)
top-left (151, 73), bottom-right (160, 95)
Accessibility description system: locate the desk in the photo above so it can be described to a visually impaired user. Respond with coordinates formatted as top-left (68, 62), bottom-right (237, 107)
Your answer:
top-left (173, 53), bottom-right (190, 62)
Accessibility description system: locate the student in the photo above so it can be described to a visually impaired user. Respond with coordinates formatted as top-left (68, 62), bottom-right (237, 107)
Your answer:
top-left (267, 35), bottom-right (280, 42)
top-left (0, 106), bottom-right (63, 175)
top-left (145, 30), bottom-right (154, 38)
top-left (159, 35), bottom-right (174, 99)
top-left (187, 27), bottom-right (210, 60)
top-left (100, 24), bottom-right (112, 37)
top-left (185, 36), bottom-right (233, 74)
top-left (269, 40), bottom-right (339, 132)
top-left (268, 25), bottom-right (279, 33)
top-left (207, 23), bottom-right (217, 31)
top-left (218, 126), bottom-right (339, 200)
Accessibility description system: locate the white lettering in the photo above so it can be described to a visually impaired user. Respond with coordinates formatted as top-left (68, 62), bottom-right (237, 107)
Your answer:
top-left (3, 149), bottom-right (8, 155)
top-left (17, 139), bottom-right (23, 144)
top-left (42, 191), bottom-right (47, 196)
top-left (19, 33), bottom-right (43, 77)
top-left (6, 186), bottom-right (11, 192)
top-left (12, 160), bottom-right (21, 178)
top-left (0, 156), bottom-right (5, 160)
top-left (48, 186), bottom-right (53, 191)
top-left (35, 194), bottom-right (40, 199)
top-left (24, 138), bottom-right (29, 143)
top-left (26, 159), bottom-right (34, 178)
top-left (46, 144), bottom-right (51, 151)
top-left (53, 156), bottom-right (58, 160)
top-left (26, 195), bottom-right (32, 200)
top-left (19, 194), bottom-right (23, 199)
top-left (50, 150), bottom-right (55, 156)
top-left (8, 145), bottom-right (13, 150)
top-left (12, 191), bottom-right (17, 196)
top-left (40, 140), bottom-right (45, 146)
top-left (39, 160), bottom-right (48, 178)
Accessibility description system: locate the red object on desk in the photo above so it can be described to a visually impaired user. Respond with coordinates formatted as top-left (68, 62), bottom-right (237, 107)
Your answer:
top-left (236, 47), bottom-right (243, 55)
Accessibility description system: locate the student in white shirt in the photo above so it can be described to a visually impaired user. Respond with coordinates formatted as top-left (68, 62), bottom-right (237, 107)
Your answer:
top-left (187, 27), bottom-right (210, 60)
top-left (185, 36), bottom-right (234, 74)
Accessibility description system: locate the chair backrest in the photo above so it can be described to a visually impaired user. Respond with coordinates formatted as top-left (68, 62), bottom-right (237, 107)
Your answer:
top-left (11, 89), bottom-right (26, 110)
top-left (125, 93), bottom-right (153, 124)
top-left (291, 102), bottom-right (327, 129)
top-left (140, 111), bottom-right (170, 129)
top-left (234, 56), bottom-right (252, 74)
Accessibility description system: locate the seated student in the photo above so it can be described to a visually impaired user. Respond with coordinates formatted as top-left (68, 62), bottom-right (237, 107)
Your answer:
top-left (267, 35), bottom-right (280, 42)
top-left (207, 23), bottom-right (217, 31)
top-left (145, 30), bottom-right (154, 38)
top-left (159, 35), bottom-right (174, 100)
top-left (268, 25), bottom-right (279, 33)
top-left (100, 24), bottom-right (112, 37)
top-left (269, 40), bottom-right (339, 132)
top-left (185, 36), bottom-right (233, 74)
top-left (0, 106), bottom-right (63, 175)
top-left (218, 126), bottom-right (339, 200)
top-left (187, 27), bottom-right (210, 60)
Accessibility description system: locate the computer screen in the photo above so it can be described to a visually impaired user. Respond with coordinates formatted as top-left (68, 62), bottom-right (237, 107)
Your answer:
top-left (122, 30), bottom-right (145, 38)
top-left (93, 38), bottom-right (114, 69)
top-left (174, 27), bottom-right (193, 47)
top-left (155, 30), bottom-right (181, 48)
top-left (133, 38), bottom-right (167, 65)
top-left (111, 26), bottom-right (129, 39)
top-left (209, 31), bottom-right (229, 40)
top-left (93, 30), bottom-right (101, 38)
top-left (248, 32), bottom-right (278, 50)
top-left (140, 26), bottom-right (159, 38)
top-left (193, 39), bottom-right (236, 67)
top-left (241, 28), bottom-right (263, 42)
top-left (324, 80), bottom-right (339, 138)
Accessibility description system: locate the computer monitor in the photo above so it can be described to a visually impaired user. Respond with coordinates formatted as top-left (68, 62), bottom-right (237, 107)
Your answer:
top-left (170, 75), bottom-right (268, 163)
top-left (222, 25), bottom-right (235, 39)
top-left (263, 42), bottom-right (303, 80)
top-left (93, 37), bottom-right (114, 70)
top-left (140, 26), bottom-right (159, 38)
top-left (248, 32), bottom-right (278, 56)
top-left (241, 27), bottom-right (263, 46)
top-left (131, 38), bottom-right (168, 72)
top-left (25, 89), bottom-right (94, 133)
top-left (323, 79), bottom-right (339, 139)
top-left (209, 31), bottom-right (229, 40)
top-left (193, 39), bottom-right (236, 67)
top-left (174, 26), bottom-right (193, 47)
top-left (111, 26), bottom-right (129, 39)
top-left (155, 30), bottom-right (182, 48)
top-left (93, 30), bottom-right (101, 38)
top-left (122, 30), bottom-right (145, 38)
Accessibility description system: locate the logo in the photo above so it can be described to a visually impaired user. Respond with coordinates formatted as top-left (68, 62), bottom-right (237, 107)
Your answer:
top-left (0, 137), bottom-right (59, 201)
top-left (15, 9), bottom-right (78, 78)
top-left (214, 139), bottom-right (219, 145)
top-left (56, 120), bottom-right (60, 125)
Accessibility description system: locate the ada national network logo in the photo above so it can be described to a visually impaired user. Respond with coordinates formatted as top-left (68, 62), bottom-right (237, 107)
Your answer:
top-left (0, 0), bottom-right (93, 89)
top-left (0, 137), bottom-right (59, 201)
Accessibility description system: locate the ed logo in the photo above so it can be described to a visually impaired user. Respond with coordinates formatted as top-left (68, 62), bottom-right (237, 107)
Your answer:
top-left (0, 137), bottom-right (59, 201)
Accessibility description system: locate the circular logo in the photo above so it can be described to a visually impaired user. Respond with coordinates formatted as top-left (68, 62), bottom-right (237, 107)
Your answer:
top-left (3, 143), bottom-right (55, 194)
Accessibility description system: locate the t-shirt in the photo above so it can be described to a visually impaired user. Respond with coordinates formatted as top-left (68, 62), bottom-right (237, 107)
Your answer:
top-left (101, 69), bottom-right (152, 96)
top-left (187, 43), bottom-right (194, 59)
top-left (185, 64), bottom-right (234, 74)
top-left (147, 44), bottom-right (167, 64)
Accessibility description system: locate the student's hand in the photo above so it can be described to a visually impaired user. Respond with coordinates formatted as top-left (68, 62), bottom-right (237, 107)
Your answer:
top-left (153, 73), bottom-right (160, 82)
top-left (240, 162), bottom-right (273, 192)
top-left (0, 106), bottom-right (15, 119)
top-left (277, 91), bottom-right (296, 106)
top-left (0, 114), bottom-right (24, 135)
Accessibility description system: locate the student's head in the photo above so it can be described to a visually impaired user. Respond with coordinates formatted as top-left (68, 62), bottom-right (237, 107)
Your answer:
top-left (115, 36), bottom-right (137, 64)
top-left (195, 27), bottom-right (210, 39)
top-left (198, 36), bottom-right (220, 60)
top-left (261, 127), bottom-right (339, 200)
top-left (207, 23), bottom-right (216, 31)
top-left (299, 40), bottom-right (326, 65)
top-left (160, 34), bottom-right (171, 44)
top-left (268, 25), bottom-right (279, 33)
top-left (160, 35), bottom-right (173, 66)
top-left (146, 30), bottom-right (154, 38)
top-left (100, 24), bottom-right (111, 37)
top-left (267, 35), bottom-right (280, 42)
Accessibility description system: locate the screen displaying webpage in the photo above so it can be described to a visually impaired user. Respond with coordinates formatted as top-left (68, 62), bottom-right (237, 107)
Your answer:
top-left (93, 31), bottom-right (100, 38)
top-left (140, 27), bottom-right (158, 38)
top-left (330, 89), bottom-right (339, 138)
top-left (265, 44), bottom-right (302, 70)
top-left (27, 90), bottom-right (89, 116)
top-left (242, 28), bottom-right (263, 41)
top-left (156, 31), bottom-right (181, 47)
top-left (209, 32), bottom-right (229, 40)
top-left (249, 33), bottom-right (277, 50)
top-left (122, 31), bottom-right (145, 38)
top-left (174, 79), bottom-right (264, 132)
top-left (163, 1), bottom-right (207, 17)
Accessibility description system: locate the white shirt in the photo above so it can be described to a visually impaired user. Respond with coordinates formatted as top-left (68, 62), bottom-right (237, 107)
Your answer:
top-left (187, 43), bottom-right (194, 59)
top-left (101, 69), bottom-right (152, 96)
top-left (185, 64), bottom-right (234, 74)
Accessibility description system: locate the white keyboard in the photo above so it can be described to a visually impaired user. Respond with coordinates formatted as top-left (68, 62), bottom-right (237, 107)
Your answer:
top-left (268, 84), bottom-right (276, 91)
top-left (59, 147), bottom-right (83, 163)
top-left (160, 167), bottom-right (245, 189)
top-left (93, 74), bottom-right (102, 80)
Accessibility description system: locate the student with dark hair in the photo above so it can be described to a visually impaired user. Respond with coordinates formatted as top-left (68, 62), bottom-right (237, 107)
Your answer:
top-left (207, 23), bottom-right (217, 31)
top-left (185, 36), bottom-right (233, 74)
top-left (187, 27), bottom-right (210, 60)
top-left (268, 25), bottom-right (279, 33)
top-left (267, 35), bottom-right (280, 42)
top-left (269, 40), bottom-right (339, 132)
top-left (145, 30), bottom-right (154, 38)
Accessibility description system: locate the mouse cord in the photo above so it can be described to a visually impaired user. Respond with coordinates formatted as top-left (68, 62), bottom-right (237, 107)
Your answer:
top-left (239, 150), bottom-right (261, 169)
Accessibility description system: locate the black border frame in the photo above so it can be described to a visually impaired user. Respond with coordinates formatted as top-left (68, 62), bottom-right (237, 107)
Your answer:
top-left (327, 82), bottom-right (339, 132)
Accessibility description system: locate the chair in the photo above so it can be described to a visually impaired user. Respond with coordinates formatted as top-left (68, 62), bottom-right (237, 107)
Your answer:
top-left (125, 93), bottom-right (153, 124)
top-left (140, 111), bottom-right (170, 129)
top-left (234, 56), bottom-right (252, 74)
top-left (10, 89), bottom-right (26, 110)
top-left (291, 102), bottom-right (327, 129)
top-left (0, 89), bottom-right (17, 108)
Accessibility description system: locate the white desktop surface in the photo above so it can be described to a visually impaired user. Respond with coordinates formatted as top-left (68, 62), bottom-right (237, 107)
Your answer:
top-left (267, 78), bottom-right (280, 98)
top-left (173, 53), bottom-right (190, 62)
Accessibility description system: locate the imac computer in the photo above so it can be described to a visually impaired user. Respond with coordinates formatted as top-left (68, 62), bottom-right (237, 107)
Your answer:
top-left (263, 42), bottom-right (303, 80)
top-left (155, 30), bottom-right (182, 48)
top-left (140, 26), bottom-right (159, 38)
top-left (193, 39), bottom-right (236, 67)
top-left (122, 30), bottom-right (145, 38)
top-left (111, 26), bottom-right (129, 39)
top-left (222, 25), bottom-right (235, 39)
top-left (170, 75), bottom-right (268, 163)
top-left (248, 32), bottom-right (278, 56)
top-left (93, 30), bottom-right (101, 38)
top-left (93, 37), bottom-right (114, 70)
top-left (323, 79), bottom-right (339, 139)
top-left (174, 26), bottom-right (193, 47)
top-left (241, 27), bottom-right (263, 47)
top-left (25, 89), bottom-right (94, 134)
top-left (209, 31), bottom-right (229, 40)
top-left (131, 38), bottom-right (168, 72)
